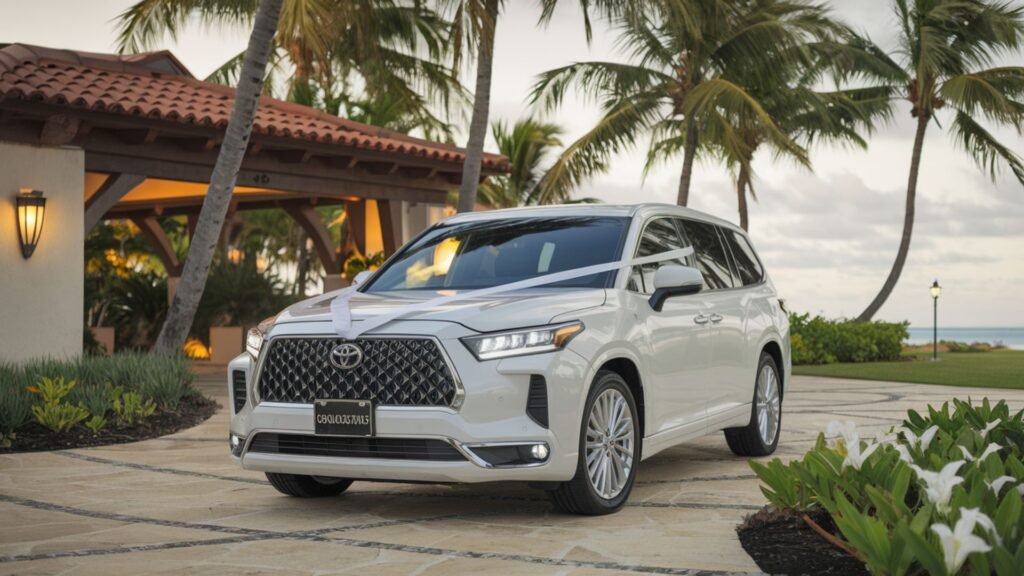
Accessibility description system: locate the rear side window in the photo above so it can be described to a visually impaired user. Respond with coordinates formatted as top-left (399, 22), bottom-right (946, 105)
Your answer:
top-left (676, 219), bottom-right (734, 290)
top-left (725, 231), bottom-right (764, 285)
top-left (628, 217), bottom-right (694, 294)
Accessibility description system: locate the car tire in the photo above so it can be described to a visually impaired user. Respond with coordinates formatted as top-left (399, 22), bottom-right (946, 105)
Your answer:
top-left (265, 473), bottom-right (353, 497)
top-left (551, 370), bottom-right (641, 515)
top-left (725, 352), bottom-right (782, 457)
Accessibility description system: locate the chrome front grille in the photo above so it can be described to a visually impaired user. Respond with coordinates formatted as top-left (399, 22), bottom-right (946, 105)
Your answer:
top-left (257, 337), bottom-right (459, 407)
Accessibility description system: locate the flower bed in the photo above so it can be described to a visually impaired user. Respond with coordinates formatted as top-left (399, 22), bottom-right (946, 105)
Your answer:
top-left (741, 399), bottom-right (1024, 575)
top-left (0, 353), bottom-right (214, 452)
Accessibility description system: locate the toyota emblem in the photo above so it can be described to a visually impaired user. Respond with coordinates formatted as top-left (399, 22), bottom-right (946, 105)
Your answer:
top-left (329, 343), bottom-right (364, 370)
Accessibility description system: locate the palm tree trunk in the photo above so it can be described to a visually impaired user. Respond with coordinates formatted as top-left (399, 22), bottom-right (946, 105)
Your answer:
top-left (456, 0), bottom-right (499, 214)
top-left (676, 115), bottom-right (698, 206)
top-left (737, 167), bottom-right (749, 231)
top-left (855, 114), bottom-right (929, 322)
top-left (153, 0), bottom-right (284, 354)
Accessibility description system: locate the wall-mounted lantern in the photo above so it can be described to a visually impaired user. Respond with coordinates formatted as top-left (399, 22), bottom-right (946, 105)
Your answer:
top-left (16, 188), bottom-right (46, 259)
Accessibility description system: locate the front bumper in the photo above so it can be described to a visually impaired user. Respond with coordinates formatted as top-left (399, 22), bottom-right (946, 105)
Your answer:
top-left (228, 320), bottom-right (590, 484)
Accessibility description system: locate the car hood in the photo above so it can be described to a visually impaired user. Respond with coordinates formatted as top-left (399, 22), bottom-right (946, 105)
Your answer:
top-left (275, 287), bottom-right (607, 333)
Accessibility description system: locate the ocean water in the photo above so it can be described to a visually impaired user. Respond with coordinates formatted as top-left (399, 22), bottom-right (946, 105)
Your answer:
top-left (906, 327), bottom-right (1024, 350)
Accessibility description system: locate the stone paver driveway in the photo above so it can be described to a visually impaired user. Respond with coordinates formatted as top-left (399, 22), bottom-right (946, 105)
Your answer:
top-left (2, 371), bottom-right (1023, 575)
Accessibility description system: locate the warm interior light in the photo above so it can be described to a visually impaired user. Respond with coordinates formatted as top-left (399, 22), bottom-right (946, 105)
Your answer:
top-left (255, 255), bottom-right (268, 273)
top-left (16, 189), bottom-right (46, 259)
top-left (227, 247), bottom-right (243, 265)
top-left (433, 237), bottom-right (460, 275)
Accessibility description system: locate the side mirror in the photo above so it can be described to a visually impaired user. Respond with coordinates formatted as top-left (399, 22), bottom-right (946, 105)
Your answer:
top-left (649, 265), bottom-right (703, 311)
top-left (352, 270), bottom-right (373, 287)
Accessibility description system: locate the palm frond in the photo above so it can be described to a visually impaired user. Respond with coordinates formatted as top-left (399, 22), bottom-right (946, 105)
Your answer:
top-left (950, 109), bottom-right (1024, 184)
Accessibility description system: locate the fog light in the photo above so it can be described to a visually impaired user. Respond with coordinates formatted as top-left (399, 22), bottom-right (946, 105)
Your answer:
top-left (229, 434), bottom-right (245, 457)
top-left (531, 443), bottom-right (549, 461)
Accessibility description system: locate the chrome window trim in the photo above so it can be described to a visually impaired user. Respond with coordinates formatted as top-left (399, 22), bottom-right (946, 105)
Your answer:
top-left (251, 332), bottom-right (465, 411)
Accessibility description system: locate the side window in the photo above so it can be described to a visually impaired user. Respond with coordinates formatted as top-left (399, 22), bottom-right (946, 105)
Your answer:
top-left (628, 217), bottom-right (692, 294)
top-left (676, 219), bottom-right (734, 290)
top-left (725, 230), bottom-right (764, 285)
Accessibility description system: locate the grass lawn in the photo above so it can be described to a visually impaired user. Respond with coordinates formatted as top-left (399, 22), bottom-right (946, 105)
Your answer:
top-left (794, 350), bottom-right (1024, 389)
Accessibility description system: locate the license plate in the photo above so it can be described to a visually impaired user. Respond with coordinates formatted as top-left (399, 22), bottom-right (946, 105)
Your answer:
top-left (314, 399), bottom-right (374, 437)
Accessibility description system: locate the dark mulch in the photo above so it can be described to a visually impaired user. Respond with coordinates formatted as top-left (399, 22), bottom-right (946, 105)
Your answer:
top-left (738, 506), bottom-right (869, 576)
top-left (1, 395), bottom-right (218, 453)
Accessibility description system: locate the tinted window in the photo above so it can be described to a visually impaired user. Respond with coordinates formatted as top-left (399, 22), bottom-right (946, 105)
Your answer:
top-left (628, 218), bottom-right (694, 294)
top-left (676, 219), bottom-right (734, 289)
top-left (364, 216), bottom-right (629, 292)
top-left (726, 231), bottom-right (764, 285)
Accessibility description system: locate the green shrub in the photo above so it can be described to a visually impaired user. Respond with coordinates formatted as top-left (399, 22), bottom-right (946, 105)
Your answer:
top-left (0, 369), bottom-right (33, 437)
top-left (84, 415), bottom-right (107, 434)
top-left (27, 377), bottom-right (90, 433)
top-left (0, 353), bottom-right (194, 442)
top-left (113, 391), bottom-right (156, 426)
top-left (751, 399), bottom-right (1024, 575)
top-left (944, 340), bottom-right (1007, 353)
top-left (789, 313), bottom-right (908, 365)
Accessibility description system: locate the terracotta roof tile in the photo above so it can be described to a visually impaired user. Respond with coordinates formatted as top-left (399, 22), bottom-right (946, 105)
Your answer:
top-left (0, 43), bottom-right (509, 171)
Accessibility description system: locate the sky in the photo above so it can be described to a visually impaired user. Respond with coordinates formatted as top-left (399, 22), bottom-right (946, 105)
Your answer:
top-left (3, 0), bottom-right (1023, 327)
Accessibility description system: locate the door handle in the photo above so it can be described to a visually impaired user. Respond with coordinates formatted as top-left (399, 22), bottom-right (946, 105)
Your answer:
top-left (693, 314), bottom-right (710, 325)
top-left (709, 313), bottom-right (724, 324)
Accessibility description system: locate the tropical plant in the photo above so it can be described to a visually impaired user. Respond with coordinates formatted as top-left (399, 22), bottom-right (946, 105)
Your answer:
top-left (117, 0), bottom-right (463, 138)
top-left (27, 377), bottom-right (91, 433)
top-left (477, 118), bottom-right (605, 208)
top-left (446, 0), bottom-right (633, 213)
top-left (707, 39), bottom-right (898, 229)
top-left (530, 0), bottom-right (856, 209)
top-left (153, 0), bottom-right (284, 353)
top-left (855, 0), bottom-right (1024, 322)
top-left (751, 399), bottom-right (1024, 575)
top-left (445, 0), bottom-right (501, 213)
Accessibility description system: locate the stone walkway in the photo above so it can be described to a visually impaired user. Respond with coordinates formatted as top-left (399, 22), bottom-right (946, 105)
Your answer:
top-left (2, 371), bottom-right (1022, 575)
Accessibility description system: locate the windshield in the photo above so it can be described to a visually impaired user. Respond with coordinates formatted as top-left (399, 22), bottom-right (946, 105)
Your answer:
top-left (363, 216), bottom-right (630, 292)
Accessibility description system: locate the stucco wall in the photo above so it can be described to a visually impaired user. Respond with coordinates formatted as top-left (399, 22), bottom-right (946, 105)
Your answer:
top-left (0, 140), bottom-right (84, 362)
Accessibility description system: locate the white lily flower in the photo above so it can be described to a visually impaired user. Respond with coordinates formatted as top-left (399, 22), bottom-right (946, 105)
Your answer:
top-left (977, 443), bottom-right (1001, 463)
top-left (932, 515), bottom-right (993, 574)
top-left (959, 443), bottom-right (1002, 464)
top-left (912, 461), bottom-right (965, 514)
top-left (875, 429), bottom-right (899, 445)
top-left (827, 420), bottom-right (859, 446)
top-left (900, 425), bottom-right (939, 451)
top-left (894, 444), bottom-right (913, 464)
top-left (844, 440), bottom-right (880, 470)
top-left (980, 419), bottom-right (1000, 438)
top-left (1018, 484), bottom-right (1024, 496)
top-left (961, 508), bottom-right (1002, 546)
top-left (986, 476), bottom-right (1016, 495)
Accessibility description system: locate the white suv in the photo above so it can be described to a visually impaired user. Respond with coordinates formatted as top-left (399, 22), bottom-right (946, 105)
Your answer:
top-left (228, 204), bottom-right (790, 515)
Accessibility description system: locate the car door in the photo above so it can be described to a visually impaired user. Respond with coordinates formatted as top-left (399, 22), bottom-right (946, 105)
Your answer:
top-left (675, 219), bottom-right (748, 420)
top-left (626, 217), bottom-right (712, 436)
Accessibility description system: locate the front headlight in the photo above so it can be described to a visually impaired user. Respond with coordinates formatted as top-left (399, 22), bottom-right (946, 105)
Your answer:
top-left (461, 321), bottom-right (584, 360)
top-left (246, 316), bottom-right (277, 359)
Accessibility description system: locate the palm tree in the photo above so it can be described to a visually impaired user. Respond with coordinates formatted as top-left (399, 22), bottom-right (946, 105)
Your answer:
top-left (446, 0), bottom-right (636, 214)
top-left (117, 0), bottom-right (464, 137)
top-left (478, 118), bottom-right (605, 208)
top-left (855, 0), bottom-right (1024, 322)
top-left (708, 37), bottom-right (899, 230)
top-left (154, 0), bottom-right (284, 353)
top-left (531, 0), bottom-right (853, 208)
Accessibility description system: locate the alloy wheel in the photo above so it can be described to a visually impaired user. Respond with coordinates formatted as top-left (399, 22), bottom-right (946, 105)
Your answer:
top-left (585, 388), bottom-right (635, 499)
top-left (756, 364), bottom-right (781, 445)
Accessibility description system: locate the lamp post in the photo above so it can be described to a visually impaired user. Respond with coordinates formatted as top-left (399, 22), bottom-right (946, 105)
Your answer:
top-left (930, 280), bottom-right (942, 361)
